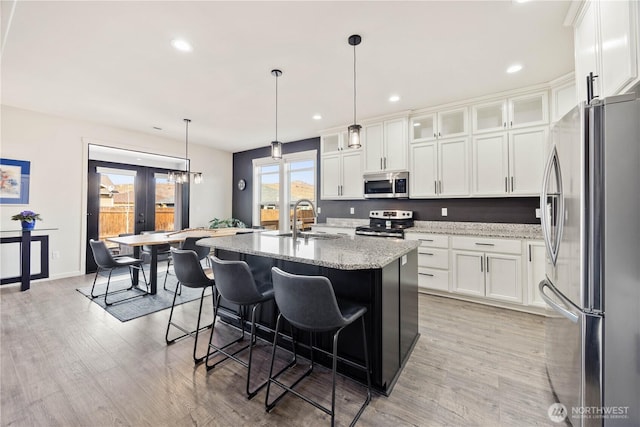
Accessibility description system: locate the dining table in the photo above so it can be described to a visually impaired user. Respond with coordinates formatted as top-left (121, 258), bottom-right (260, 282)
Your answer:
top-left (106, 228), bottom-right (254, 294)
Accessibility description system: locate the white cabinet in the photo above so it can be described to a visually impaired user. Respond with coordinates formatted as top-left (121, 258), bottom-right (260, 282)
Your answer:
top-left (574, 0), bottom-right (639, 102)
top-left (451, 236), bottom-right (523, 304)
top-left (471, 91), bottom-right (549, 134)
top-left (363, 117), bottom-right (408, 173)
top-left (320, 150), bottom-right (363, 200)
top-left (311, 225), bottom-right (356, 236)
top-left (405, 233), bottom-right (450, 292)
top-left (410, 107), bottom-right (468, 143)
top-left (410, 137), bottom-right (469, 198)
top-left (551, 77), bottom-right (577, 123)
top-left (321, 131), bottom-right (349, 154)
top-left (472, 126), bottom-right (548, 196)
top-left (526, 240), bottom-right (547, 308)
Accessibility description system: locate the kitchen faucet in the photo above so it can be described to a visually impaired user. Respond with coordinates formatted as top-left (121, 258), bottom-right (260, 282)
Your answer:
top-left (292, 199), bottom-right (316, 240)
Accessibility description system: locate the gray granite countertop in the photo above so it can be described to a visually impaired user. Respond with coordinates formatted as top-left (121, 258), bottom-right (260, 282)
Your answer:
top-left (408, 221), bottom-right (543, 240)
top-left (197, 232), bottom-right (420, 270)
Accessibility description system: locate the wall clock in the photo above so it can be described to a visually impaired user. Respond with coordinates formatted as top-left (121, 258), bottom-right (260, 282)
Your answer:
top-left (237, 179), bottom-right (246, 191)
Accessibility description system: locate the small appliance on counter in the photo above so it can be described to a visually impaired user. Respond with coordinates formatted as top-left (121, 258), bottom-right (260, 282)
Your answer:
top-left (355, 210), bottom-right (413, 239)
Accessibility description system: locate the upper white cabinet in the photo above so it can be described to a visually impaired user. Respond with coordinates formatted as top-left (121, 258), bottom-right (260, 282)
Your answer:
top-left (410, 107), bottom-right (468, 143)
top-left (321, 131), bottom-right (349, 154)
top-left (472, 126), bottom-right (548, 197)
top-left (363, 117), bottom-right (408, 173)
top-left (471, 91), bottom-right (549, 134)
top-left (410, 137), bottom-right (469, 198)
top-left (551, 76), bottom-right (577, 123)
top-left (320, 150), bottom-right (363, 200)
top-left (573, 0), bottom-right (639, 103)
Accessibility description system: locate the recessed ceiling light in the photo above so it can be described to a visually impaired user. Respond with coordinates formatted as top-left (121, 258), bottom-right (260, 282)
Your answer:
top-left (389, 95), bottom-right (400, 102)
top-left (171, 39), bottom-right (193, 52)
top-left (413, 122), bottom-right (421, 127)
top-left (312, 114), bottom-right (322, 120)
top-left (507, 64), bottom-right (523, 74)
top-left (513, 0), bottom-right (532, 3)
top-left (153, 126), bottom-right (162, 130)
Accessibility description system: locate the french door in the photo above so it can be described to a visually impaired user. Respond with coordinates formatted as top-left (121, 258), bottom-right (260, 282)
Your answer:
top-left (86, 160), bottom-right (189, 273)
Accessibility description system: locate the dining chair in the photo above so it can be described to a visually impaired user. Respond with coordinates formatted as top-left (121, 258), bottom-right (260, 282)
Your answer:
top-left (266, 267), bottom-right (371, 426)
top-left (163, 236), bottom-right (210, 294)
top-left (89, 239), bottom-right (149, 306)
top-left (165, 249), bottom-right (215, 364)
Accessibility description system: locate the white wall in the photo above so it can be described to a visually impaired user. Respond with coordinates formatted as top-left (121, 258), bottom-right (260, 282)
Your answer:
top-left (0, 105), bottom-right (232, 280)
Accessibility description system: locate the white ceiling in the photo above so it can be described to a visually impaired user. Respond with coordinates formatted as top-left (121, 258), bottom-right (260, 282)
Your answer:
top-left (1, 0), bottom-right (574, 153)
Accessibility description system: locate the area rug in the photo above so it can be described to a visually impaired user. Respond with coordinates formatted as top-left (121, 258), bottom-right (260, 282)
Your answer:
top-left (76, 273), bottom-right (209, 322)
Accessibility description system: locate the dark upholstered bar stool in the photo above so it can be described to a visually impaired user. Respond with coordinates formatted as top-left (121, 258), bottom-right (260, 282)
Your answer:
top-left (165, 249), bottom-right (215, 364)
top-left (206, 256), bottom-right (290, 399)
top-left (267, 267), bottom-right (372, 427)
top-left (89, 239), bottom-right (149, 306)
top-left (163, 236), bottom-right (210, 294)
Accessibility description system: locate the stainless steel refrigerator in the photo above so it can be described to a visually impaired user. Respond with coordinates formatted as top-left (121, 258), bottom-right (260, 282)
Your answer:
top-left (539, 93), bottom-right (640, 427)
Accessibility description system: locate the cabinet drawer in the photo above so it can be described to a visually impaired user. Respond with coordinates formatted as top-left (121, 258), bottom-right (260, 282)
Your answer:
top-left (451, 236), bottom-right (521, 254)
top-left (418, 248), bottom-right (449, 269)
top-left (418, 267), bottom-right (449, 292)
top-left (405, 233), bottom-right (448, 248)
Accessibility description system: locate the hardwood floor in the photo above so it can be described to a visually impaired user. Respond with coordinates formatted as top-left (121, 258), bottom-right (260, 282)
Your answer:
top-left (1, 275), bottom-right (555, 426)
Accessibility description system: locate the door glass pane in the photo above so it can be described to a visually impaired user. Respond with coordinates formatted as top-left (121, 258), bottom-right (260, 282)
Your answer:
top-left (259, 164), bottom-right (280, 229)
top-left (512, 96), bottom-right (543, 125)
top-left (411, 115), bottom-right (435, 140)
top-left (155, 174), bottom-right (176, 231)
top-left (98, 171), bottom-right (135, 251)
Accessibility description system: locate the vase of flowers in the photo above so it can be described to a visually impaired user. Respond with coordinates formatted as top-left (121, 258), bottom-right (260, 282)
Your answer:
top-left (11, 210), bottom-right (43, 231)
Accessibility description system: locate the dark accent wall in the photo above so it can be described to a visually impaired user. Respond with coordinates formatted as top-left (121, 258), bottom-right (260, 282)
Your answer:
top-left (232, 138), bottom-right (541, 226)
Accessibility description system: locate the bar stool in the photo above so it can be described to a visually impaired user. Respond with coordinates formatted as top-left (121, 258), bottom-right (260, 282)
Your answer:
top-left (89, 239), bottom-right (149, 306)
top-left (165, 249), bottom-right (215, 364)
top-left (206, 256), bottom-right (288, 399)
top-left (267, 267), bottom-right (372, 426)
top-left (163, 236), bottom-right (210, 294)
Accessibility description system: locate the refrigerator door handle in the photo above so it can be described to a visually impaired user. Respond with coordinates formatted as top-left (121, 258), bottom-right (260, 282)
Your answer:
top-left (540, 145), bottom-right (564, 266)
top-left (539, 279), bottom-right (579, 323)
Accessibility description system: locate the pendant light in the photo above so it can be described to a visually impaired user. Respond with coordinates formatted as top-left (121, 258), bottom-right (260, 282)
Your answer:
top-left (168, 119), bottom-right (203, 184)
top-left (347, 34), bottom-right (362, 149)
top-left (271, 69), bottom-right (283, 159)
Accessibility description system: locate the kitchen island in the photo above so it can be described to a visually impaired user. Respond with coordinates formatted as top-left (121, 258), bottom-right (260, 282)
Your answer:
top-left (197, 232), bottom-right (420, 394)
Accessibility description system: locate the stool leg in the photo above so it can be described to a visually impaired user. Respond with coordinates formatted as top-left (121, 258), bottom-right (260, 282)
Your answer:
top-left (90, 267), bottom-right (102, 298)
top-left (165, 280), bottom-right (181, 344)
top-left (265, 313), bottom-right (283, 409)
top-left (246, 303), bottom-right (269, 399)
top-left (331, 329), bottom-right (341, 427)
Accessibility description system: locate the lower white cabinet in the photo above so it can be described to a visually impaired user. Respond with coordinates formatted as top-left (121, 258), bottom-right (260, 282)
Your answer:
top-left (451, 236), bottom-right (523, 304)
top-left (310, 225), bottom-right (355, 236)
top-left (526, 240), bottom-right (547, 307)
top-left (405, 233), bottom-right (449, 292)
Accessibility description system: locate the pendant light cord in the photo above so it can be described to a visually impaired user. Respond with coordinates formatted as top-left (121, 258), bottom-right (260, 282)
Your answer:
top-left (275, 74), bottom-right (278, 142)
top-left (353, 42), bottom-right (357, 124)
top-left (184, 118), bottom-right (190, 173)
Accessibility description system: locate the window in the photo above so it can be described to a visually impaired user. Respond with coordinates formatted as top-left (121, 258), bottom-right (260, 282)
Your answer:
top-left (252, 150), bottom-right (317, 231)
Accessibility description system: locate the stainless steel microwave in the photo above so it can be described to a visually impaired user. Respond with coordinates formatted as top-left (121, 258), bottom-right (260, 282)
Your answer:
top-left (363, 172), bottom-right (409, 199)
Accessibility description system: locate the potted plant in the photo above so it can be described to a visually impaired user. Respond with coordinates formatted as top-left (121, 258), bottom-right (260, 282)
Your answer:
top-left (11, 210), bottom-right (43, 231)
top-left (208, 217), bottom-right (246, 229)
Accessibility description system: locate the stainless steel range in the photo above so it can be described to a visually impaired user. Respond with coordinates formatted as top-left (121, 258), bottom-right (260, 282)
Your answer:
top-left (355, 210), bottom-right (414, 239)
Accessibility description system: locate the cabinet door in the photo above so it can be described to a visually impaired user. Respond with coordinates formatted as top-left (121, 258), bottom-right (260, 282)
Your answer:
top-left (341, 151), bottom-right (364, 199)
top-left (599, 0), bottom-right (639, 96)
top-left (509, 126), bottom-right (548, 195)
top-left (452, 250), bottom-right (485, 297)
top-left (321, 133), bottom-right (342, 154)
top-left (485, 253), bottom-right (522, 304)
top-left (320, 155), bottom-right (341, 199)
top-left (384, 118), bottom-right (408, 171)
top-left (438, 107), bottom-right (468, 138)
top-left (409, 142), bottom-right (438, 198)
top-left (574, 0), bottom-right (600, 104)
top-left (418, 268), bottom-right (449, 292)
top-left (526, 241), bottom-right (547, 307)
top-left (472, 132), bottom-right (509, 196)
top-left (363, 123), bottom-right (384, 172)
top-left (439, 137), bottom-right (469, 197)
top-left (508, 92), bottom-right (549, 129)
top-left (410, 114), bottom-right (437, 142)
top-left (551, 81), bottom-right (577, 123)
top-left (472, 100), bottom-right (507, 134)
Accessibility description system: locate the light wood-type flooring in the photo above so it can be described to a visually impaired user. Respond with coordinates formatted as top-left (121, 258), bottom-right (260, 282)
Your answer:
top-left (1, 274), bottom-right (555, 426)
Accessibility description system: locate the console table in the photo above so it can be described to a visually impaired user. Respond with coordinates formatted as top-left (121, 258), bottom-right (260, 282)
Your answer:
top-left (0, 228), bottom-right (54, 291)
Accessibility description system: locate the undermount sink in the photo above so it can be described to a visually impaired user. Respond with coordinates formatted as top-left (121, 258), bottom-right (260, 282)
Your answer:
top-left (262, 231), bottom-right (341, 240)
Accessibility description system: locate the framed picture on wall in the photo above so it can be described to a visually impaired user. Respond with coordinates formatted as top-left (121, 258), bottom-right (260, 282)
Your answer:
top-left (0, 158), bottom-right (30, 204)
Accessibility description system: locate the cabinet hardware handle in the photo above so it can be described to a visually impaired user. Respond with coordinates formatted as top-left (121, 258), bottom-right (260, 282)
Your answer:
top-left (528, 244), bottom-right (532, 262)
top-left (503, 122), bottom-right (506, 128)
top-left (421, 252), bottom-right (434, 256)
top-left (510, 121), bottom-right (513, 127)
top-left (439, 180), bottom-right (442, 194)
top-left (480, 256), bottom-right (484, 272)
top-left (438, 132), bottom-right (441, 137)
top-left (505, 177), bottom-right (508, 193)
top-left (380, 158), bottom-right (383, 170)
top-left (486, 256), bottom-right (490, 272)
top-left (475, 242), bottom-right (495, 246)
top-left (384, 157), bottom-right (387, 169)
top-left (419, 272), bottom-right (434, 277)
top-left (419, 238), bottom-right (434, 242)
top-left (434, 133), bottom-right (437, 138)
top-left (511, 176), bottom-right (514, 192)
top-left (434, 181), bottom-right (438, 194)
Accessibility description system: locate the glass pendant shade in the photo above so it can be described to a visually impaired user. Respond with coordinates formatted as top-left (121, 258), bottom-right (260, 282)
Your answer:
top-left (271, 140), bottom-right (282, 159)
top-left (193, 172), bottom-right (203, 184)
top-left (348, 124), bottom-right (361, 149)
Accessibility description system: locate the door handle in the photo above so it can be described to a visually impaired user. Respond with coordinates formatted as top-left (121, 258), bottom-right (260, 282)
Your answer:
top-left (511, 176), bottom-right (514, 192)
top-left (380, 158), bottom-right (383, 170)
top-left (539, 279), bottom-right (579, 323)
top-left (434, 180), bottom-right (438, 194)
top-left (505, 177), bottom-right (508, 193)
top-left (419, 272), bottom-right (434, 277)
top-left (486, 256), bottom-right (489, 273)
top-left (384, 157), bottom-right (387, 169)
top-left (480, 256), bottom-right (483, 272)
top-left (474, 242), bottom-right (494, 246)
